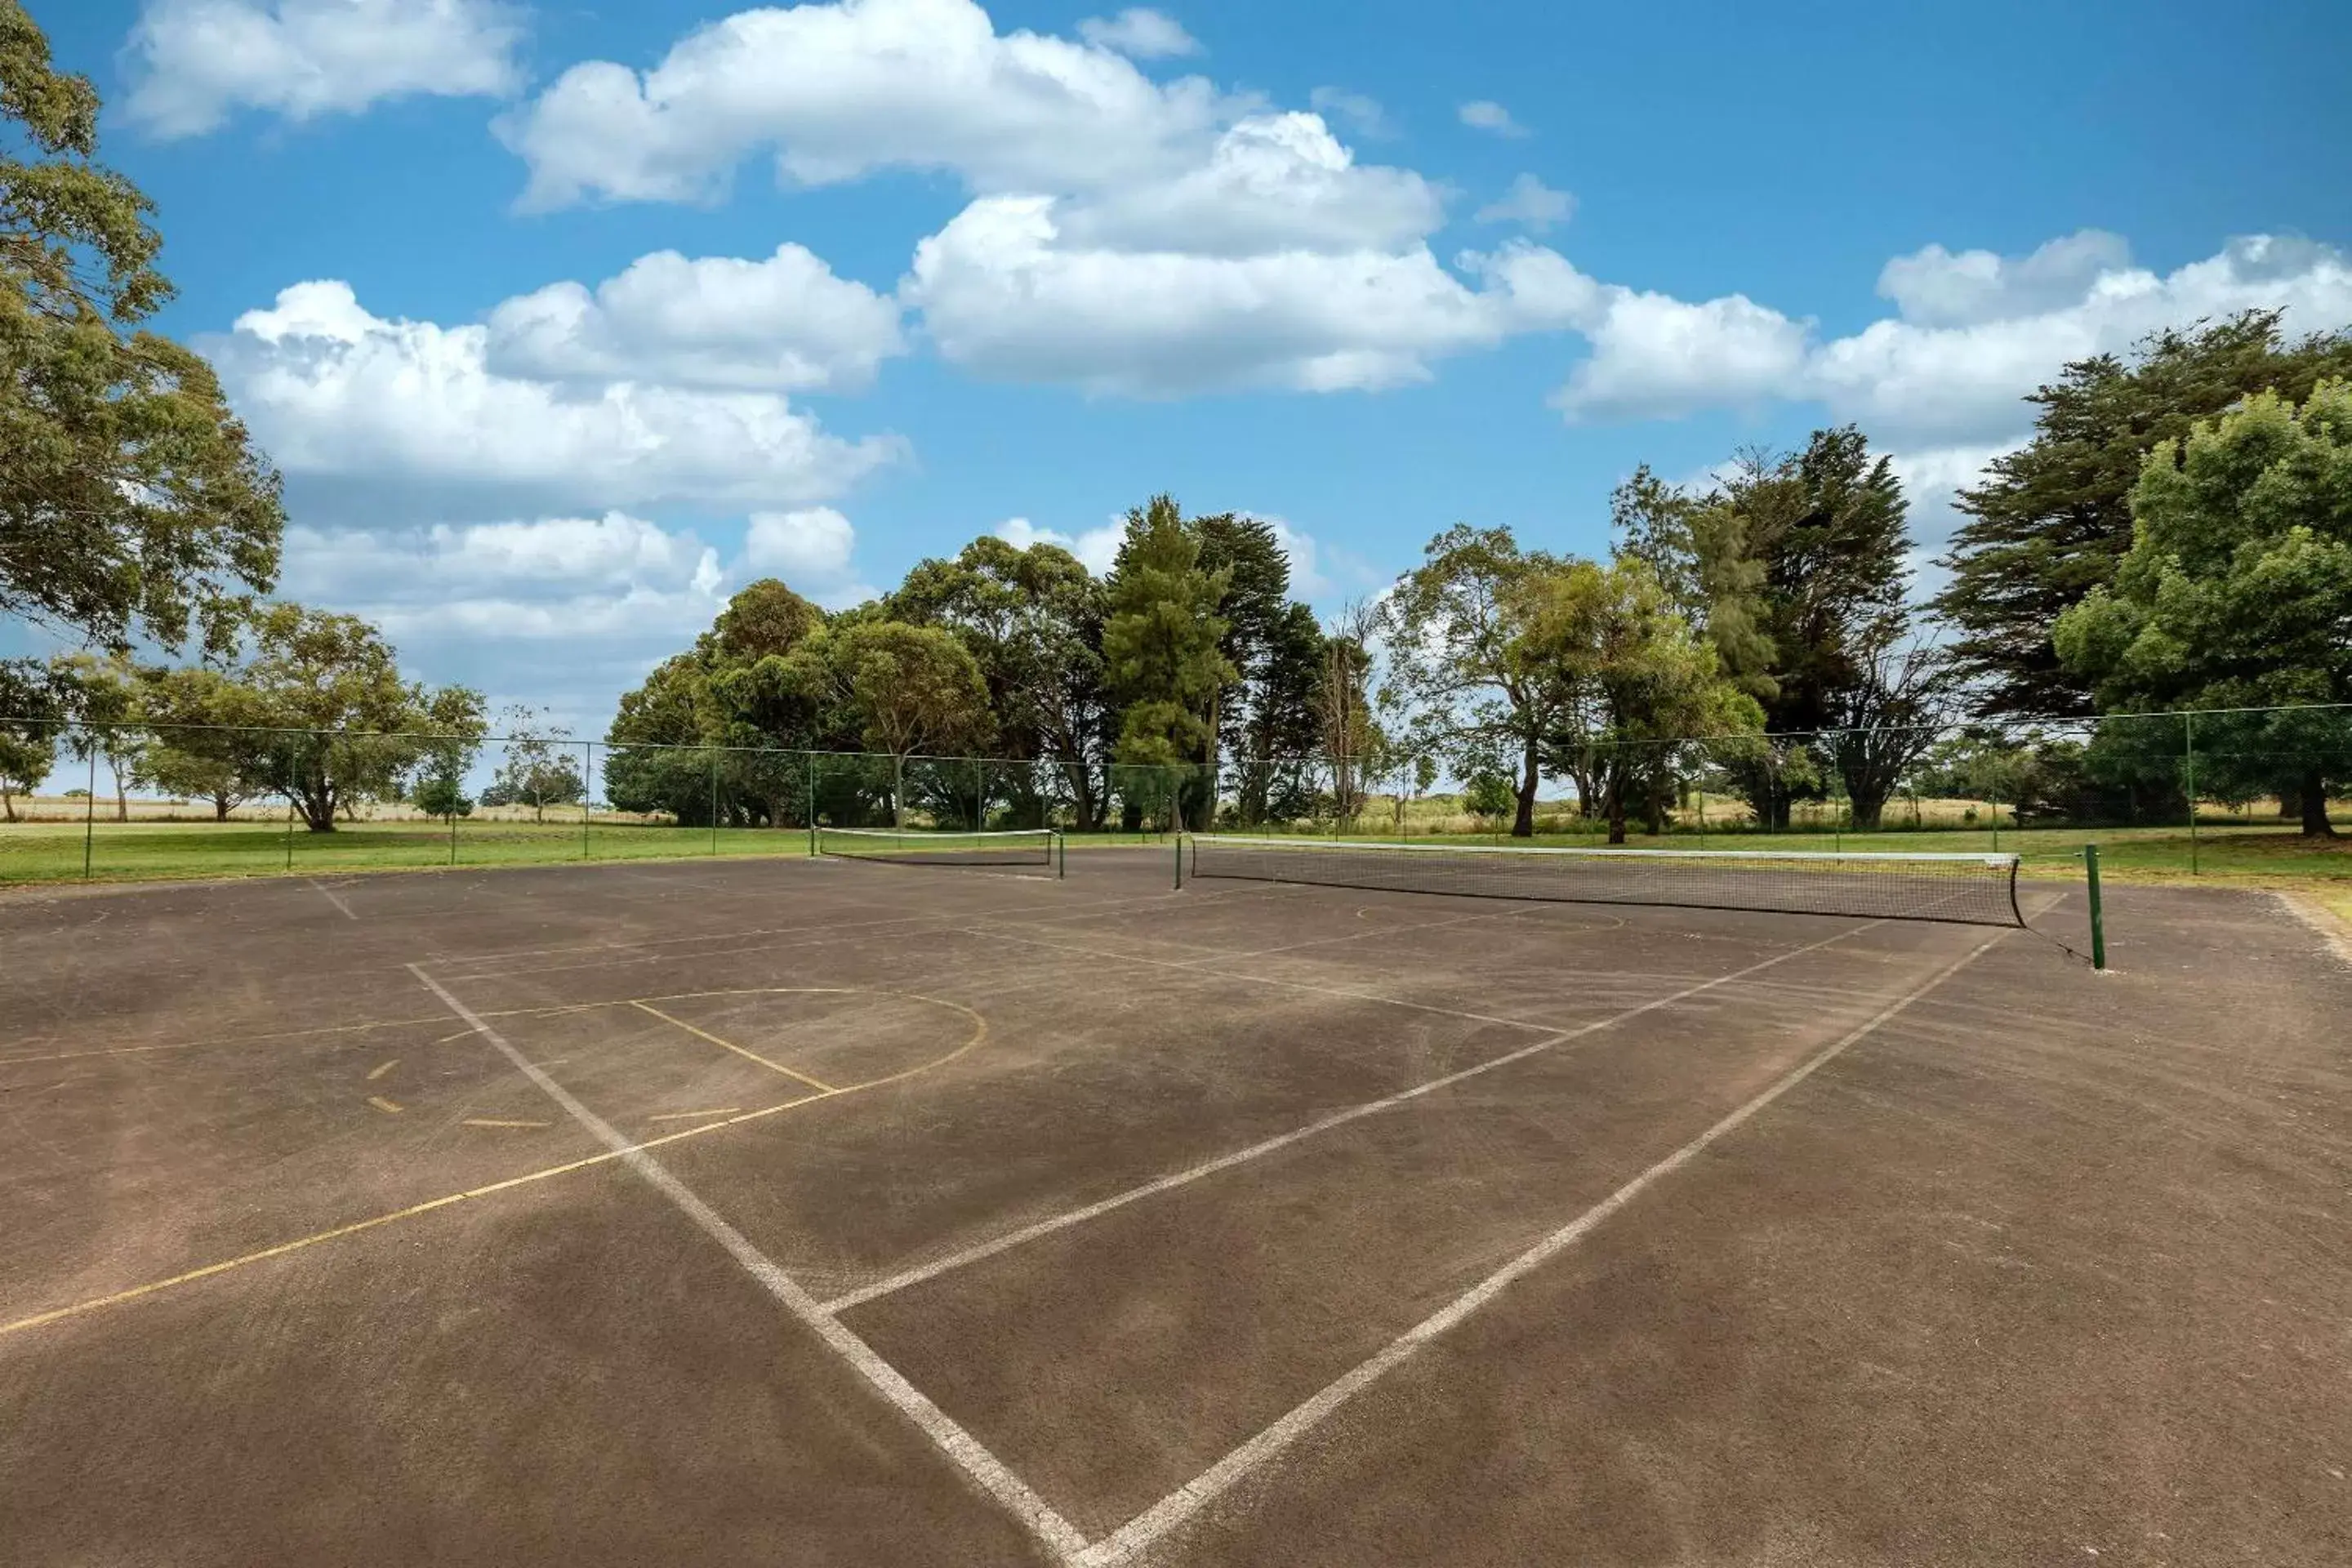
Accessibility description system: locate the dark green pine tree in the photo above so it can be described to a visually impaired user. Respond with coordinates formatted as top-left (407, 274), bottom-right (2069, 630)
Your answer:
top-left (1935, 310), bottom-right (2352, 718)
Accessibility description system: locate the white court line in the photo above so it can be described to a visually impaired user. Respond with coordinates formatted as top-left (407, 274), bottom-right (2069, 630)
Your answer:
top-left (405, 963), bottom-right (1090, 1564)
top-left (1073, 925), bottom-right (2014, 1567)
top-left (308, 880), bottom-right (359, 920)
top-left (822, 917), bottom-right (1886, 1313)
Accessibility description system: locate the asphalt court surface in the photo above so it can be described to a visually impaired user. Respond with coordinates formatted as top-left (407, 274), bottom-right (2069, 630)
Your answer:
top-left (2, 850), bottom-right (2348, 1566)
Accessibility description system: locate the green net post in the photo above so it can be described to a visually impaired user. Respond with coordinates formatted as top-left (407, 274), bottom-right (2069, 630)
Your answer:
top-left (2183, 711), bottom-right (2199, 875)
top-left (805, 751), bottom-right (817, 857)
top-left (1057, 828), bottom-right (1066, 880)
top-left (2084, 843), bottom-right (2106, 971)
top-left (581, 741), bottom-right (593, 859)
top-left (1174, 831), bottom-right (1183, 889)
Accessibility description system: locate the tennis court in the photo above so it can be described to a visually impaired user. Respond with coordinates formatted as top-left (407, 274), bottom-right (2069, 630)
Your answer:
top-left (3, 842), bottom-right (2348, 1566)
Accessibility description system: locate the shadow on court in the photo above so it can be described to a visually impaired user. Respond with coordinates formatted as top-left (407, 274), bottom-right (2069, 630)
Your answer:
top-left (1, 853), bottom-right (2346, 1566)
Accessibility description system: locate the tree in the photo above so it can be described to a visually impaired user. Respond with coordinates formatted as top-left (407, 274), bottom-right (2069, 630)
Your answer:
top-left (1462, 768), bottom-right (1514, 831)
top-left (1939, 310), bottom-right (2352, 717)
top-left (890, 536), bottom-right (1111, 829)
top-left (1702, 429), bottom-right (1913, 830)
top-left (48, 648), bottom-right (147, 820)
top-left (1381, 523), bottom-right (1570, 837)
top-left (0, 657), bottom-right (60, 820)
top-left (227, 604), bottom-right (484, 831)
top-left (1521, 558), bottom-right (1762, 844)
top-left (1102, 496), bottom-right (1234, 825)
top-left (1611, 464), bottom-right (1773, 688)
top-left (2055, 381), bottom-right (2352, 838)
top-left (2, 2), bottom-right (284, 657)
top-left (1823, 635), bottom-right (1958, 830)
top-left (782, 620), bottom-right (991, 825)
top-left (1317, 600), bottom-right (1381, 825)
top-left (1231, 600), bottom-right (1323, 826)
top-left (136, 662), bottom-right (265, 820)
top-left (493, 706), bottom-right (585, 823)
top-left (1192, 511), bottom-right (1298, 820)
top-left (604, 579), bottom-right (833, 829)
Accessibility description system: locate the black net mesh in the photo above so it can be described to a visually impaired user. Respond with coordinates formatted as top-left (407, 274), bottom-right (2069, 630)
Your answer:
top-left (1187, 834), bottom-right (2024, 926)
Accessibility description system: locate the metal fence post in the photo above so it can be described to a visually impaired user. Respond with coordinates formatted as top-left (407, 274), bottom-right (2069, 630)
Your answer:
top-left (581, 741), bottom-right (593, 859)
top-left (81, 737), bottom-right (95, 880)
top-left (2184, 711), bottom-right (2199, 875)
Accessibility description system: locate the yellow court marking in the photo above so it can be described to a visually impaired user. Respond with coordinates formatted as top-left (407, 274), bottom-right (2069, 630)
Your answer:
top-left (2, 987), bottom-right (989, 1341)
top-left (366, 1095), bottom-right (403, 1115)
top-left (462, 1118), bottom-right (550, 1129)
top-left (0, 1000), bottom-right (612, 1070)
top-left (366, 1058), bottom-right (399, 1081)
top-left (628, 1000), bottom-right (836, 1093)
top-left (648, 1107), bottom-right (742, 1123)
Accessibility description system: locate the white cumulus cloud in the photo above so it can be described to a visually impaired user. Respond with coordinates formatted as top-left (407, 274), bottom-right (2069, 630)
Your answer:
top-left (208, 280), bottom-right (903, 519)
top-left (496, 0), bottom-right (1237, 210)
top-left (123, 0), bottom-right (524, 138)
top-left (1476, 174), bottom-right (1574, 232)
top-left (1307, 87), bottom-right (1389, 140)
top-left (994, 516), bottom-right (1128, 575)
top-left (1076, 7), bottom-right (1199, 58)
top-left (1458, 100), bottom-right (1527, 138)
top-left (904, 199), bottom-right (1588, 396)
top-left (1051, 112), bottom-right (1443, 256)
top-left (1552, 233), bottom-right (2352, 443)
top-left (485, 243), bottom-right (906, 393)
top-left (743, 506), bottom-right (880, 606)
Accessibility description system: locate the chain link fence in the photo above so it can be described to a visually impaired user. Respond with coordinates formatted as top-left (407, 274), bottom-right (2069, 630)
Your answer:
top-left (1, 705), bottom-right (2345, 884)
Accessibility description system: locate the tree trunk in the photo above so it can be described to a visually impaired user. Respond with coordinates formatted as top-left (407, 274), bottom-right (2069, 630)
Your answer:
top-left (115, 779), bottom-right (128, 822)
top-left (2, 783), bottom-right (14, 822)
top-left (2301, 768), bottom-right (2337, 838)
top-left (1849, 788), bottom-right (1889, 831)
top-left (1607, 776), bottom-right (1628, 845)
top-left (1512, 734), bottom-right (1539, 838)
top-left (213, 794), bottom-right (232, 822)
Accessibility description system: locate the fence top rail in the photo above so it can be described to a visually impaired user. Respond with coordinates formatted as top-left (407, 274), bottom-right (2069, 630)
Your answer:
top-left (1186, 834), bottom-right (2020, 867)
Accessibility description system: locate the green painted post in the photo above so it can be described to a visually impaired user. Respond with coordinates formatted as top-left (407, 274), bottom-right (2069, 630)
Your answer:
top-left (1174, 831), bottom-right (1183, 890)
top-left (81, 741), bottom-right (95, 880)
top-left (2083, 844), bottom-right (2106, 971)
top-left (805, 751), bottom-right (816, 857)
top-left (2184, 712), bottom-right (2200, 875)
top-left (284, 800), bottom-right (295, 871)
top-left (1057, 829), bottom-right (1066, 880)
top-left (448, 806), bottom-right (457, 866)
top-left (581, 741), bottom-right (593, 859)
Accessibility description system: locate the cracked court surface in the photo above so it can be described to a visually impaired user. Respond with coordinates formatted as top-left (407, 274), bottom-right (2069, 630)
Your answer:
top-left (2, 851), bottom-right (2349, 1566)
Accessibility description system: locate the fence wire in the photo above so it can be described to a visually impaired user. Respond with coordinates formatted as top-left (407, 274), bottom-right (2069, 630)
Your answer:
top-left (1, 706), bottom-right (2346, 884)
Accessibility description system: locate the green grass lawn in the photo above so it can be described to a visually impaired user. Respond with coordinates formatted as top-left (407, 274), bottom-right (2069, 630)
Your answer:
top-left (0, 817), bottom-right (1178, 887)
top-left (3, 813), bottom-right (2348, 899)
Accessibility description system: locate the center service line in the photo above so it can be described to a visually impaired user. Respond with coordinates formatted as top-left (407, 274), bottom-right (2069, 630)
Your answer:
top-left (1073, 927), bottom-right (2015, 1567)
top-left (826, 916), bottom-right (1891, 1313)
top-left (404, 963), bottom-right (1092, 1564)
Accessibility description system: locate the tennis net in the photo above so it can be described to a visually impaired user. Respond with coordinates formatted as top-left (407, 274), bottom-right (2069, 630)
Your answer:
top-left (815, 826), bottom-right (1062, 872)
top-left (1185, 835), bottom-right (2023, 927)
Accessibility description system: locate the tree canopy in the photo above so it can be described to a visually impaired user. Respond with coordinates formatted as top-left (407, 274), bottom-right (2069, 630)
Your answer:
top-left (2055, 381), bottom-right (2352, 836)
top-left (2, 1), bottom-right (285, 655)
top-left (1938, 310), bottom-right (2352, 718)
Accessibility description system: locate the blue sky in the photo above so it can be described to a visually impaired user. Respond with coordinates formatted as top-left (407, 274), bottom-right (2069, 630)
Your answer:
top-left (20, 0), bottom-right (2352, 739)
